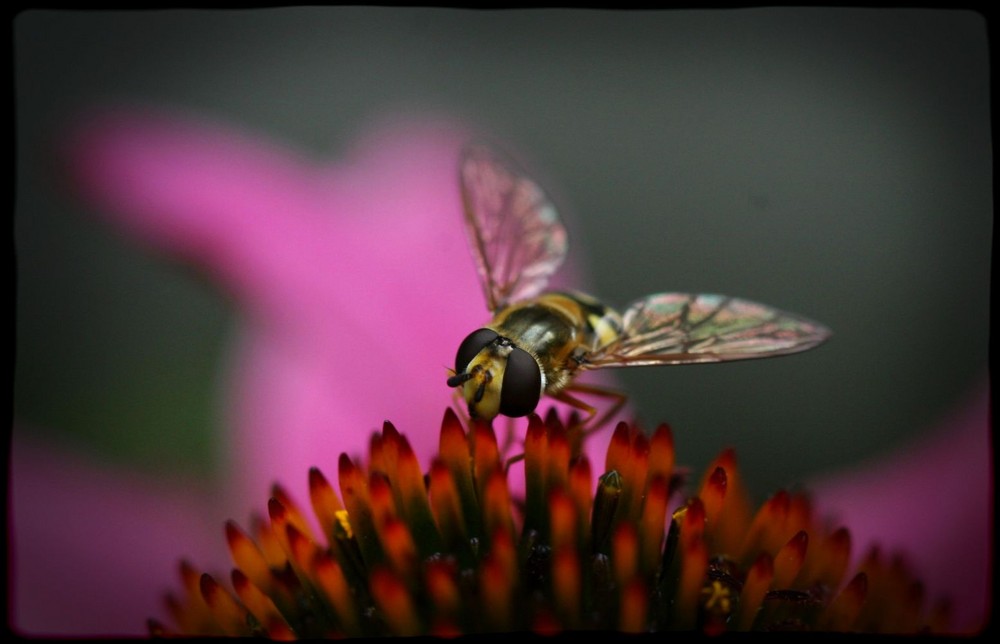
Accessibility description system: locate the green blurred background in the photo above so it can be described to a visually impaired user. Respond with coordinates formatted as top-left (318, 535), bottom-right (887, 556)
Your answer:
top-left (13, 8), bottom-right (991, 498)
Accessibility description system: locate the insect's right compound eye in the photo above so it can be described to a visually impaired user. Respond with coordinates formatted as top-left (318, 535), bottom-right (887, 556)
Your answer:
top-left (454, 328), bottom-right (499, 374)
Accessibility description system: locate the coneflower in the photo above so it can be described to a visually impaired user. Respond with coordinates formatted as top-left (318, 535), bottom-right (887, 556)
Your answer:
top-left (151, 408), bottom-right (953, 637)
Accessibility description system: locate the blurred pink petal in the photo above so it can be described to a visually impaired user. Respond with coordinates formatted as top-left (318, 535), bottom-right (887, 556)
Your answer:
top-left (66, 110), bottom-right (484, 508)
top-left (64, 108), bottom-right (608, 512)
top-left (810, 378), bottom-right (992, 631)
top-left (10, 427), bottom-right (230, 636)
top-left (15, 109), bottom-right (613, 635)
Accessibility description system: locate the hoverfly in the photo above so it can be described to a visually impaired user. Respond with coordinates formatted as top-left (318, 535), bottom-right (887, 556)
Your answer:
top-left (446, 144), bottom-right (830, 426)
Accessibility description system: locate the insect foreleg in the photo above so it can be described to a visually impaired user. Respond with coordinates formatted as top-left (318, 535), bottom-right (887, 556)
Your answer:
top-left (498, 414), bottom-right (520, 460)
top-left (450, 386), bottom-right (473, 425)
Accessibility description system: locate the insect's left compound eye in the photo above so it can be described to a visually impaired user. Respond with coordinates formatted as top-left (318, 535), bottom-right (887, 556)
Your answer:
top-left (499, 347), bottom-right (541, 417)
top-left (454, 328), bottom-right (499, 375)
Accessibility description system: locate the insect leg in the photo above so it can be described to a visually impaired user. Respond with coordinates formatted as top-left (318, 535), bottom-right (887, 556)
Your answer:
top-left (450, 386), bottom-right (472, 425)
top-left (552, 382), bottom-right (629, 438)
top-left (499, 415), bottom-right (519, 459)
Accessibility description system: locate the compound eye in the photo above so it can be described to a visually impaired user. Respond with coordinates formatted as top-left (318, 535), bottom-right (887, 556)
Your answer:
top-left (499, 347), bottom-right (541, 417)
top-left (455, 328), bottom-right (499, 374)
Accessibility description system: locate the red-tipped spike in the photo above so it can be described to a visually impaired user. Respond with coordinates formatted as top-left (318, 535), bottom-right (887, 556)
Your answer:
top-left (270, 482), bottom-right (316, 541)
top-left (439, 408), bottom-right (474, 494)
top-left (381, 418), bottom-right (402, 442)
top-left (482, 469), bottom-right (516, 547)
top-left (646, 422), bottom-right (675, 488)
top-left (740, 489), bottom-right (790, 562)
top-left (179, 559), bottom-right (201, 596)
top-left (231, 568), bottom-right (290, 637)
top-left (266, 496), bottom-right (298, 565)
top-left (368, 471), bottom-right (398, 528)
top-left (338, 452), bottom-right (380, 565)
top-left (611, 521), bottom-right (639, 590)
top-left (250, 512), bottom-right (287, 568)
top-left (546, 420), bottom-right (571, 491)
top-left (801, 526), bottom-right (851, 590)
top-left (479, 552), bottom-right (514, 630)
top-left (699, 465), bottom-right (728, 528)
top-left (308, 466), bottom-right (343, 542)
top-left (439, 407), bottom-right (466, 450)
top-left (523, 414), bottom-right (548, 530)
top-left (267, 496), bottom-right (287, 524)
top-left (676, 537), bottom-right (709, 630)
top-left (171, 561), bottom-right (214, 633)
top-left (639, 475), bottom-right (669, 575)
top-left (370, 566), bottom-right (421, 636)
top-left (368, 431), bottom-right (385, 474)
top-left (438, 409), bottom-right (480, 539)
top-left (488, 526), bottom-right (517, 590)
top-left (387, 428), bottom-right (421, 500)
top-left (337, 453), bottom-right (365, 502)
top-left (390, 431), bottom-right (442, 555)
top-left (700, 448), bottom-right (750, 556)
top-left (284, 521), bottom-right (319, 581)
top-left (549, 488), bottom-right (577, 550)
top-left (785, 492), bottom-right (812, 538)
top-left (472, 420), bottom-right (502, 498)
top-left (623, 430), bottom-right (650, 515)
top-left (199, 573), bottom-right (247, 636)
top-left (552, 545), bottom-right (581, 628)
top-left (619, 578), bottom-right (648, 633)
top-left (429, 458), bottom-right (466, 548)
top-left (568, 456), bottom-right (592, 538)
top-left (312, 550), bottom-right (359, 635)
top-left (773, 530), bottom-right (808, 589)
top-left (677, 497), bottom-right (706, 547)
top-left (605, 421), bottom-right (631, 474)
top-left (164, 592), bottom-right (195, 634)
top-left (821, 571), bottom-right (867, 631)
top-left (262, 618), bottom-right (296, 641)
top-left (736, 552), bottom-right (774, 630)
top-left (380, 516), bottom-right (417, 578)
top-left (424, 558), bottom-right (461, 621)
top-left (225, 520), bottom-right (272, 593)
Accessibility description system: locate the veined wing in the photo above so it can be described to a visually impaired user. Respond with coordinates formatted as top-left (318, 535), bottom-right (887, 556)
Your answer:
top-left (583, 293), bottom-right (831, 368)
top-left (460, 144), bottom-right (568, 313)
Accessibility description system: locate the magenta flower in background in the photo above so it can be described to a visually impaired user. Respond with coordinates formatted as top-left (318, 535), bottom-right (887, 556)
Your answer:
top-left (10, 108), bottom-right (990, 635)
top-left (11, 108), bottom-right (602, 636)
top-left (60, 108), bottom-right (492, 507)
top-left (809, 379), bottom-right (992, 631)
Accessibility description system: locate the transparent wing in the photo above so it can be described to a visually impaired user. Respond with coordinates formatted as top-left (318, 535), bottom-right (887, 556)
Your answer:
top-left (460, 144), bottom-right (568, 313)
top-left (583, 293), bottom-right (831, 368)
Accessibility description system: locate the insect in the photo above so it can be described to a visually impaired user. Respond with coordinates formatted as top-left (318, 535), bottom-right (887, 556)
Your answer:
top-left (447, 144), bottom-right (831, 426)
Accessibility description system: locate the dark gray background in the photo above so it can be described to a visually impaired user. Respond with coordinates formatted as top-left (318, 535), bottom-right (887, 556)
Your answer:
top-left (14, 8), bottom-right (991, 498)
